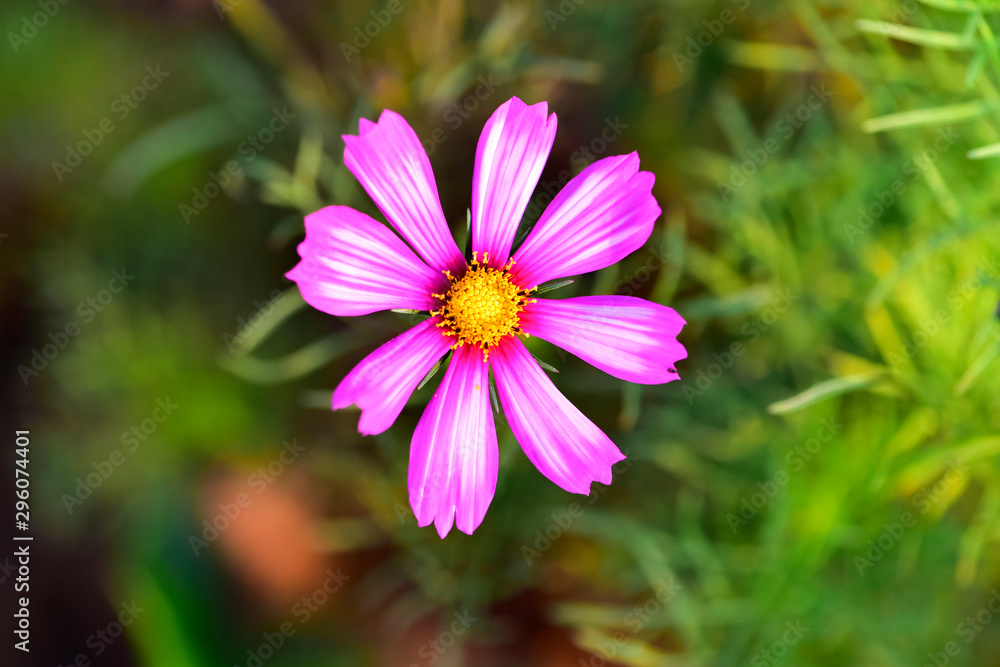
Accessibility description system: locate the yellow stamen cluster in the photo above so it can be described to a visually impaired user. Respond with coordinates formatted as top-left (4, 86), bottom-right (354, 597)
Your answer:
top-left (431, 252), bottom-right (535, 359)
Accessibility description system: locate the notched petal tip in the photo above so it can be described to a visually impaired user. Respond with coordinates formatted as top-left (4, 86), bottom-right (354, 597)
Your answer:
top-left (332, 319), bottom-right (452, 436)
top-left (520, 296), bottom-right (687, 385)
top-left (434, 511), bottom-right (456, 539)
top-left (341, 107), bottom-right (464, 273)
top-left (408, 346), bottom-right (498, 539)
top-left (510, 151), bottom-right (663, 287)
top-left (491, 338), bottom-right (626, 495)
top-left (471, 96), bottom-right (559, 266)
top-left (330, 389), bottom-right (350, 412)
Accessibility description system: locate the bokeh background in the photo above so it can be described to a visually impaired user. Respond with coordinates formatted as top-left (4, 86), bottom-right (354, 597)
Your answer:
top-left (3, 0), bottom-right (1000, 665)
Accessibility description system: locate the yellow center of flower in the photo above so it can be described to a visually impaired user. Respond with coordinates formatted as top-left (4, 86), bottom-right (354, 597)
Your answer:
top-left (432, 253), bottom-right (535, 359)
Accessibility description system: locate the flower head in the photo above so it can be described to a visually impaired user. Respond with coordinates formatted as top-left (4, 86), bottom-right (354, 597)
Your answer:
top-left (431, 252), bottom-right (534, 358)
top-left (287, 96), bottom-right (687, 537)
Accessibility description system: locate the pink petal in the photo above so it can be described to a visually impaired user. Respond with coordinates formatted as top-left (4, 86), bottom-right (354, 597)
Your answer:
top-left (471, 97), bottom-right (557, 267)
top-left (286, 206), bottom-right (447, 316)
top-left (332, 317), bottom-right (453, 436)
top-left (344, 110), bottom-right (465, 273)
top-left (490, 337), bottom-right (625, 494)
top-left (520, 296), bottom-right (687, 384)
top-left (409, 345), bottom-right (498, 538)
top-left (511, 153), bottom-right (660, 288)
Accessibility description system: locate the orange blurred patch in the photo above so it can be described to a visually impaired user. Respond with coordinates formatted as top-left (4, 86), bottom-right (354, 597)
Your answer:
top-left (199, 466), bottom-right (329, 608)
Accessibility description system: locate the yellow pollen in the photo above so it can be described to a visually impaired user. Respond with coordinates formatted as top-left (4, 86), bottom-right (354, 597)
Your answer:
top-left (431, 252), bottom-right (535, 360)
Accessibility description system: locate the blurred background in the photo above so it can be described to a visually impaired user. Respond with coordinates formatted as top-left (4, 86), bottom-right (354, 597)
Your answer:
top-left (2, 0), bottom-right (1000, 665)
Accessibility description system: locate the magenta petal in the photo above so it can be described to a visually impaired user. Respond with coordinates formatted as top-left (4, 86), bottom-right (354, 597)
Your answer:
top-left (343, 111), bottom-right (465, 273)
top-left (511, 153), bottom-right (660, 288)
top-left (332, 318), bottom-right (453, 436)
top-left (471, 97), bottom-right (557, 267)
top-left (491, 337), bottom-right (625, 494)
top-left (409, 345), bottom-right (498, 538)
top-left (286, 206), bottom-right (447, 316)
top-left (520, 296), bottom-right (687, 384)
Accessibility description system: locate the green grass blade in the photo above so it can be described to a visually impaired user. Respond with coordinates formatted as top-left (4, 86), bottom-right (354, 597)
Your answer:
top-left (767, 372), bottom-right (887, 414)
top-left (855, 20), bottom-right (972, 50)
top-left (862, 100), bottom-right (1000, 133)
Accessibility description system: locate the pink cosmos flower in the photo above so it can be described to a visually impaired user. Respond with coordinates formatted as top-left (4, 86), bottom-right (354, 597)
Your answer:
top-left (287, 96), bottom-right (686, 538)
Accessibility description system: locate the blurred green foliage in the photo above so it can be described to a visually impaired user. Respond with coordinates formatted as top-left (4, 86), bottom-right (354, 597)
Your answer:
top-left (3, 0), bottom-right (1000, 665)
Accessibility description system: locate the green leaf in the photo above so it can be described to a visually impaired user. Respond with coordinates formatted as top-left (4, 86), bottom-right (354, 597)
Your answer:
top-left (464, 208), bottom-right (472, 260)
top-left (618, 383), bottom-right (642, 432)
top-left (975, 14), bottom-right (1000, 81)
top-left (218, 332), bottom-right (359, 385)
top-left (954, 339), bottom-right (1000, 395)
top-left (417, 356), bottom-right (444, 391)
top-left (967, 142), bottom-right (1000, 159)
top-left (225, 288), bottom-right (307, 355)
top-left (862, 100), bottom-right (999, 133)
top-left (855, 20), bottom-right (972, 50)
top-left (767, 372), bottom-right (887, 414)
top-left (510, 218), bottom-right (538, 256)
top-left (102, 105), bottom-right (247, 197)
top-left (965, 46), bottom-right (988, 87)
top-left (534, 279), bottom-right (575, 295)
top-left (488, 371), bottom-right (500, 414)
top-left (723, 40), bottom-right (823, 71)
top-left (918, 0), bottom-right (1000, 13)
top-left (532, 355), bottom-right (560, 374)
